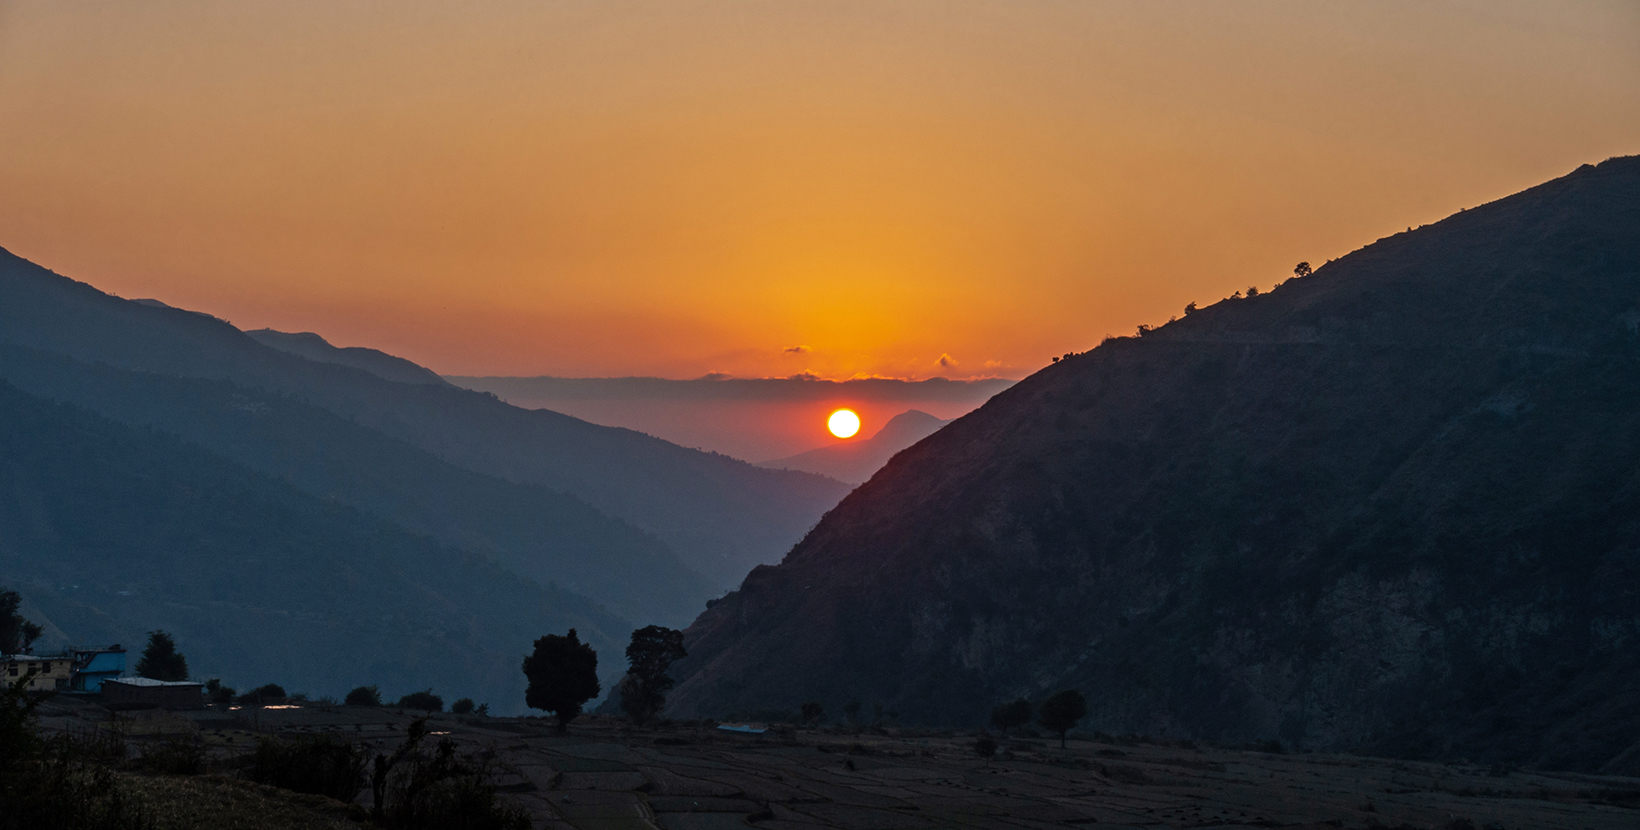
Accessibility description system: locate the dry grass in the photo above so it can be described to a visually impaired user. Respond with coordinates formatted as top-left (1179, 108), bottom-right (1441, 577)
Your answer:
top-left (116, 772), bottom-right (364, 830)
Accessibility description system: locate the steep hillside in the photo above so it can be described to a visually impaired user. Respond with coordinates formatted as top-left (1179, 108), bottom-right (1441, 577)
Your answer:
top-left (667, 157), bottom-right (1640, 773)
top-left (0, 254), bottom-right (850, 585)
top-left (246, 328), bottom-right (451, 387)
top-left (759, 410), bottom-right (949, 484)
top-left (0, 380), bottom-right (629, 710)
top-left (0, 343), bottom-right (710, 627)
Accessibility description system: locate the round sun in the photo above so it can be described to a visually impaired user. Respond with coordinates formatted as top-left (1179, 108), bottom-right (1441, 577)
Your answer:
top-left (827, 408), bottom-right (861, 438)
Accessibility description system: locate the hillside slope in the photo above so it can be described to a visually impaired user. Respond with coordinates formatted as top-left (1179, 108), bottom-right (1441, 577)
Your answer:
top-left (0, 343), bottom-right (710, 627)
top-left (0, 380), bottom-right (629, 709)
top-left (667, 157), bottom-right (1640, 773)
top-left (0, 254), bottom-right (850, 585)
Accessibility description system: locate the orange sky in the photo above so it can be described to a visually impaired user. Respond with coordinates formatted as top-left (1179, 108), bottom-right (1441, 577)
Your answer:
top-left (1, 1), bottom-right (1636, 379)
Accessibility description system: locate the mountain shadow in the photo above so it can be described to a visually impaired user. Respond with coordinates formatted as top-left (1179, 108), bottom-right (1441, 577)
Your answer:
top-left (0, 343), bottom-right (711, 627)
top-left (666, 157), bottom-right (1640, 774)
top-left (0, 379), bottom-right (630, 709)
top-left (0, 255), bottom-right (850, 587)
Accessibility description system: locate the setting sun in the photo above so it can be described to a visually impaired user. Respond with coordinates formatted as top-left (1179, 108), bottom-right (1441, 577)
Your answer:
top-left (827, 409), bottom-right (861, 439)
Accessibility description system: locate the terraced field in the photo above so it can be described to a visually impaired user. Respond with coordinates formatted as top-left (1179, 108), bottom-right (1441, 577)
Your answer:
top-left (35, 698), bottom-right (1640, 829)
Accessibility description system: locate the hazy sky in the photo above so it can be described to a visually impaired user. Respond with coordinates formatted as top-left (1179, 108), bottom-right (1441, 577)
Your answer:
top-left (2, 1), bottom-right (1636, 379)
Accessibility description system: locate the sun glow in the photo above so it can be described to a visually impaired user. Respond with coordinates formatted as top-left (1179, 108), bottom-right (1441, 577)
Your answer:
top-left (828, 409), bottom-right (861, 439)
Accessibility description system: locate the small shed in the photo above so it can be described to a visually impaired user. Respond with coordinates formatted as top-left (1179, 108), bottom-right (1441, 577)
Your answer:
top-left (100, 677), bottom-right (205, 710)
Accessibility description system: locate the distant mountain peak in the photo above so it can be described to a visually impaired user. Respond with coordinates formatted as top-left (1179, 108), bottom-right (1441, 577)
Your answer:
top-left (758, 408), bottom-right (950, 484)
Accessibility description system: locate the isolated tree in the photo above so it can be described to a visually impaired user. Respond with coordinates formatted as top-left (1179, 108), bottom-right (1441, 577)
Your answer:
top-left (136, 630), bottom-right (188, 681)
top-left (1293, 261), bottom-right (1313, 279)
top-left (451, 698), bottom-right (475, 715)
top-left (522, 628), bottom-right (601, 733)
top-left (619, 625), bottom-right (687, 725)
top-left (345, 685), bottom-right (383, 707)
top-left (1183, 301), bottom-right (1198, 316)
top-left (990, 698), bottom-right (1033, 734)
top-left (1246, 285), bottom-right (1260, 297)
top-left (397, 690), bottom-right (443, 712)
top-left (0, 587), bottom-right (44, 655)
top-left (1038, 690), bottom-right (1087, 748)
top-left (801, 702), bottom-right (825, 725)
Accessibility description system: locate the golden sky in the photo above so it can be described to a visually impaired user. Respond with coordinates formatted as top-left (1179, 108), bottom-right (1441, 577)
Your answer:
top-left (2, 1), bottom-right (1636, 379)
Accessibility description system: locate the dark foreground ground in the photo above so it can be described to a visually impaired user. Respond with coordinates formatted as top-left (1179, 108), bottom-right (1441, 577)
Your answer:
top-left (34, 697), bottom-right (1640, 830)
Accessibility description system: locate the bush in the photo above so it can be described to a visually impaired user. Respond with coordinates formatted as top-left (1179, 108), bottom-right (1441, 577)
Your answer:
top-left (204, 679), bottom-right (235, 706)
top-left (396, 690), bottom-right (443, 712)
top-left (235, 684), bottom-right (286, 706)
top-left (345, 685), bottom-right (383, 707)
top-left (138, 738), bottom-right (205, 775)
top-left (370, 719), bottom-right (529, 830)
top-left (247, 734), bottom-right (368, 802)
top-left (973, 735), bottom-right (998, 757)
top-left (450, 698), bottom-right (475, 715)
top-left (1, 675), bottom-right (153, 829)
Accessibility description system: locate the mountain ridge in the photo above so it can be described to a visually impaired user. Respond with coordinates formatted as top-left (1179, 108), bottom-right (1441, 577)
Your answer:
top-left (665, 156), bottom-right (1640, 773)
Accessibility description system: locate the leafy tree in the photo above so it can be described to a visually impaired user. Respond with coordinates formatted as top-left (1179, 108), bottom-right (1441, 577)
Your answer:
top-left (843, 700), bottom-right (861, 724)
top-left (522, 628), bottom-right (600, 733)
top-left (1246, 285), bottom-right (1260, 297)
top-left (619, 625), bottom-right (687, 725)
top-left (346, 685), bottom-right (383, 707)
top-left (1184, 301), bottom-right (1198, 315)
top-left (800, 702), bottom-right (824, 725)
top-left (397, 690), bottom-right (444, 712)
top-left (990, 698), bottom-right (1033, 733)
top-left (136, 630), bottom-right (188, 681)
top-left (1038, 690), bottom-right (1087, 748)
top-left (451, 698), bottom-right (475, 715)
top-left (0, 587), bottom-right (44, 654)
top-left (1294, 261), bottom-right (1312, 279)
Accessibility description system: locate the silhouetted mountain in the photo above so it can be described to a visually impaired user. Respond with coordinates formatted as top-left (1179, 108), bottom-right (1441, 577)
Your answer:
top-left (0, 343), bottom-right (711, 627)
top-left (0, 253), bottom-right (851, 586)
top-left (0, 380), bottom-right (628, 710)
top-left (667, 157), bottom-right (1640, 773)
top-left (247, 328), bottom-right (451, 387)
top-left (758, 410), bottom-right (949, 484)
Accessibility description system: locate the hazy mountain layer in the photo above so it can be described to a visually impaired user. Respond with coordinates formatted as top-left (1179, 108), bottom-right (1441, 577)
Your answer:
top-left (0, 380), bottom-right (629, 710)
top-left (667, 157), bottom-right (1640, 773)
top-left (0, 252), bottom-right (850, 585)
top-left (0, 343), bottom-right (710, 627)
top-left (759, 410), bottom-right (949, 484)
top-left (247, 328), bottom-right (451, 387)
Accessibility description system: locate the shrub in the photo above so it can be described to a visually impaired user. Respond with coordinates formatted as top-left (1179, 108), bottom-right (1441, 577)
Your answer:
top-left (973, 735), bottom-right (998, 757)
top-left (138, 738), bottom-right (205, 775)
top-left (235, 684), bottom-right (286, 706)
top-left (990, 698), bottom-right (1032, 733)
top-left (204, 679), bottom-right (235, 706)
top-left (247, 734), bottom-right (369, 802)
top-left (1, 675), bottom-right (153, 829)
top-left (396, 690), bottom-right (443, 712)
top-left (450, 698), bottom-right (475, 715)
top-left (345, 685), bottom-right (383, 707)
top-left (370, 719), bottom-right (529, 830)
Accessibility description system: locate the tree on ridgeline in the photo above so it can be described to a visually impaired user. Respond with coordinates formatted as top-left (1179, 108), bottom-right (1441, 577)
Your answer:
top-left (1038, 690), bottom-right (1087, 748)
top-left (801, 702), bottom-right (824, 725)
top-left (618, 625), bottom-right (687, 725)
top-left (522, 628), bottom-right (600, 733)
top-left (0, 587), bottom-right (44, 655)
top-left (345, 685), bottom-right (382, 706)
top-left (990, 698), bottom-right (1033, 734)
top-left (1294, 261), bottom-right (1313, 279)
top-left (136, 630), bottom-right (188, 681)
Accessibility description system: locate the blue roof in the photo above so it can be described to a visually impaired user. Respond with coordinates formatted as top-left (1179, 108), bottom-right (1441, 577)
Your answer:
top-left (82, 652), bottom-right (126, 673)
